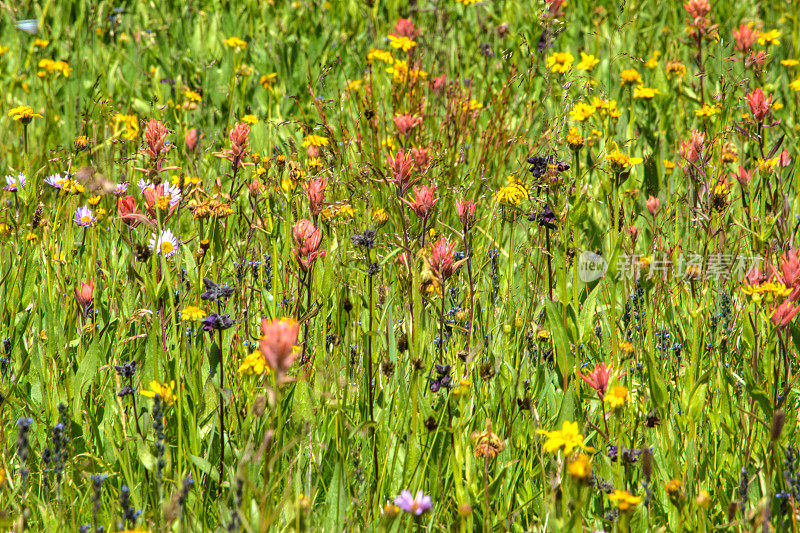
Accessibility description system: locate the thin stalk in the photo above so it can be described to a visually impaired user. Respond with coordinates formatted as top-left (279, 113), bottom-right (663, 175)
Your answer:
top-left (366, 266), bottom-right (378, 506)
top-left (439, 278), bottom-right (446, 365)
top-left (462, 223), bottom-right (476, 369)
top-left (217, 325), bottom-right (225, 491)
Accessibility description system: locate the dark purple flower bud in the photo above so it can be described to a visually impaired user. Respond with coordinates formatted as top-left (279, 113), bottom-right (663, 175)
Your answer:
top-left (532, 204), bottom-right (557, 229)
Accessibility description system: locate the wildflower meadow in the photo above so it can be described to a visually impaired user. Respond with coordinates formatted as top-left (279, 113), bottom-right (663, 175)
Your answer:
top-left (3, 0), bottom-right (800, 530)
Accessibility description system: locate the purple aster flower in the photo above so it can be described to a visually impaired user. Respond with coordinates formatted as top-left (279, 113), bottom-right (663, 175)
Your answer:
top-left (4, 173), bottom-right (26, 192)
top-left (113, 182), bottom-right (128, 196)
top-left (45, 173), bottom-right (66, 189)
top-left (163, 181), bottom-right (182, 207)
top-left (74, 206), bottom-right (97, 227)
top-left (136, 179), bottom-right (153, 192)
top-left (140, 180), bottom-right (182, 208)
top-left (394, 490), bottom-right (432, 516)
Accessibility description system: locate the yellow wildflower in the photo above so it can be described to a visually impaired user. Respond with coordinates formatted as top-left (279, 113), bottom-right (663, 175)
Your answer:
top-left (608, 490), bottom-right (642, 511)
top-left (604, 386), bottom-right (629, 409)
top-left (338, 204), bottom-right (356, 218)
top-left (382, 137), bottom-right (396, 151)
top-left (302, 134), bottom-right (328, 148)
top-left (181, 306), bottom-right (207, 322)
top-left (620, 69), bottom-right (642, 85)
top-left (757, 29), bottom-right (780, 46)
top-left (452, 379), bottom-right (472, 399)
top-left (695, 104), bottom-right (720, 117)
top-left (462, 99), bottom-right (483, 112)
top-left (385, 60), bottom-right (426, 83)
top-left (494, 177), bottom-right (528, 205)
top-left (606, 148), bottom-right (643, 171)
top-left (367, 49), bottom-right (394, 64)
top-left (645, 51), bottom-right (660, 69)
top-left (591, 97), bottom-right (620, 117)
top-left (184, 89), bottom-right (202, 103)
top-left (75, 136), bottom-right (89, 150)
top-left (780, 59), bottom-right (799, 67)
top-left (566, 127), bottom-right (584, 150)
top-left (388, 35), bottom-right (416, 52)
top-left (756, 157), bottom-right (779, 172)
top-left (577, 52), bottom-right (600, 71)
top-left (570, 102), bottom-right (596, 121)
top-left (223, 36), bottom-right (247, 49)
top-left (8, 105), bottom-right (43, 124)
top-left (666, 479), bottom-right (684, 498)
top-left (633, 86), bottom-right (660, 99)
top-left (347, 79), bottom-right (363, 91)
top-left (537, 420), bottom-right (595, 455)
top-left (665, 60), bottom-right (687, 79)
top-left (141, 381), bottom-right (176, 405)
top-left (238, 351), bottom-right (270, 375)
top-left (61, 179), bottom-right (85, 194)
top-left (742, 280), bottom-right (791, 300)
top-left (546, 51), bottom-right (575, 73)
top-left (260, 73), bottom-right (278, 90)
top-left (567, 454), bottom-right (592, 480)
top-left (37, 58), bottom-right (72, 78)
top-left (695, 490), bottom-right (712, 508)
top-left (373, 208), bottom-right (389, 226)
top-left (789, 79), bottom-right (800, 92)
top-left (114, 114), bottom-right (139, 140)
top-left (242, 114), bottom-right (258, 125)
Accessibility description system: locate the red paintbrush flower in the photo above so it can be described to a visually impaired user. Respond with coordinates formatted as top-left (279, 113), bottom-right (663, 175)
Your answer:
top-left (746, 88), bottom-right (773, 123)
top-left (577, 362), bottom-right (619, 399)
top-left (303, 177), bottom-right (327, 217)
top-left (259, 318), bottom-right (300, 376)
top-left (402, 185), bottom-right (437, 220)
top-left (385, 149), bottom-right (418, 195)
top-left (455, 199), bottom-right (478, 229)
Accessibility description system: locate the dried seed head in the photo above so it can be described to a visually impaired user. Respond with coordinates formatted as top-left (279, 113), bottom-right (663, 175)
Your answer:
top-left (31, 203), bottom-right (43, 229)
top-left (424, 416), bottom-right (438, 431)
top-left (640, 447), bottom-right (653, 480)
top-left (771, 409), bottom-right (785, 442)
top-left (134, 243), bottom-right (152, 262)
top-left (251, 395), bottom-right (267, 417)
top-left (479, 362), bottom-right (495, 381)
top-left (380, 357), bottom-right (395, 378)
top-left (397, 333), bottom-right (409, 353)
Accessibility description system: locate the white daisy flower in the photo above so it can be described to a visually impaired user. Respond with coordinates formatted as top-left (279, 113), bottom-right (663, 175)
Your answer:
top-left (149, 229), bottom-right (179, 257)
